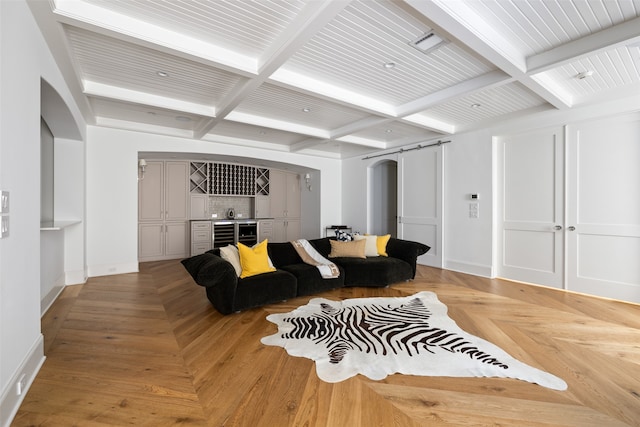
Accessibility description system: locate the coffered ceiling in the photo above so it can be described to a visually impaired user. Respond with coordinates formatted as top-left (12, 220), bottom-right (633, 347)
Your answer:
top-left (29, 0), bottom-right (640, 159)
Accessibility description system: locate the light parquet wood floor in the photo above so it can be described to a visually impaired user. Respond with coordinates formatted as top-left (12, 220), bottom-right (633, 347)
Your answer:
top-left (13, 260), bottom-right (640, 426)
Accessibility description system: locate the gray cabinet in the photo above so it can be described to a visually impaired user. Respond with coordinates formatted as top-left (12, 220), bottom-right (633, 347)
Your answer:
top-left (270, 170), bottom-right (301, 242)
top-left (190, 220), bottom-right (212, 256)
top-left (138, 161), bottom-right (189, 261)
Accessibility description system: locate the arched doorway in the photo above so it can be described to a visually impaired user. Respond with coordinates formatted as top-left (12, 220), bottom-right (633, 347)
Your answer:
top-left (370, 160), bottom-right (397, 237)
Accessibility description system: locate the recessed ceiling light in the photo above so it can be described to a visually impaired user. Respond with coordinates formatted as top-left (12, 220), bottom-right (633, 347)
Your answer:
top-left (175, 116), bottom-right (191, 122)
top-left (471, 103), bottom-right (481, 109)
top-left (383, 62), bottom-right (396, 69)
top-left (385, 129), bottom-right (393, 133)
top-left (147, 111), bottom-right (156, 115)
top-left (302, 107), bottom-right (311, 113)
top-left (576, 70), bottom-right (594, 80)
top-left (259, 130), bottom-right (267, 135)
top-left (156, 71), bottom-right (169, 77)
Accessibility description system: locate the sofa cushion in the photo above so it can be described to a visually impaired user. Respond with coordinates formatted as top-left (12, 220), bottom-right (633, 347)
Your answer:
top-left (376, 234), bottom-right (391, 256)
top-left (267, 241), bottom-right (303, 268)
top-left (331, 256), bottom-right (413, 287)
top-left (354, 235), bottom-right (379, 256)
top-left (219, 270), bottom-right (297, 313)
top-left (219, 245), bottom-right (242, 276)
top-left (182, 252), bottom-right (236, 289)
top-left (328, 239), bottom-right (366, 258)
top-left (280, 263), bottom-right (345, 296)
top-left (238, 240), bottom-right (276, 278)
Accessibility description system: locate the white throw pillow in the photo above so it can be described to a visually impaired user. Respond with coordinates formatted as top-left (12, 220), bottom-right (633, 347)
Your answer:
top-left (219, 245), bottom-right (242, 276)
top-left (354, 234), bottom-right (379, 257)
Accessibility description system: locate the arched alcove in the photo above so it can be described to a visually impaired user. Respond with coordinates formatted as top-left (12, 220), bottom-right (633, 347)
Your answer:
top-left (40, 78), bottom-right (85, 314)
top-left (369, 159), bottom-right (397, 237)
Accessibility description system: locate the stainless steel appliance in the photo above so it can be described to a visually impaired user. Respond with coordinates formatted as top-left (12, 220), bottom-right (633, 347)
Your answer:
top-left (212, 219), bottom-right (257, 248)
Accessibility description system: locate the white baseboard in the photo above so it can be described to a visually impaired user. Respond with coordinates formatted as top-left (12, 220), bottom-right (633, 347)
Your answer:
top-left (41, 284), bottom-right (65, 316)
top-left (444, 260), bottom-right (494, 278)
top-left (87, 262), bottom-right (139, 278)
top-left (0, 335), bottom-right (46, 427)
top-left (65, 268), bottom-right (87, 285)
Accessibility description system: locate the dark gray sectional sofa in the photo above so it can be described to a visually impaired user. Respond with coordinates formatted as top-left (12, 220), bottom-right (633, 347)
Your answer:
top-left (182, 237), bottom-right (430, 315)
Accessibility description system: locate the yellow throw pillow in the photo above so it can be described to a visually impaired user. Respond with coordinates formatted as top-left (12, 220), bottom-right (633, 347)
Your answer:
top-left (354, 234), bottom-right (379, 257)
top-left (377, 234), bottom-right (391, 257)
top-left (238, 240), bottom-right (276, 278)
top-left (328, 239), bottom-right (366, 258)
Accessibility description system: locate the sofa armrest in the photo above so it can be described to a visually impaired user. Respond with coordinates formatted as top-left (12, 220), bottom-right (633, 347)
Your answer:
top-left (385, 238), bottom-right (430, 278)
top-left (181, 252), bottom-right (238, 314)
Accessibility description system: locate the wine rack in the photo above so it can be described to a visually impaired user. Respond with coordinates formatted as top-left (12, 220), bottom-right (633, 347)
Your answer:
top-left (256, 168), bottom-right (269, 195)
top-left (210, 163), bottom-right (256, 196)
top-left (190, 161), bottom-right (269, 197)
top-left (189, 162), bottom-right (209, 194)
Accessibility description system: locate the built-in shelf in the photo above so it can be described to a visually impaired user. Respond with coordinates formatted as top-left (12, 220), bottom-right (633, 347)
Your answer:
top-left (40, 220), bottom-right (82, 231)
top-left (190, 161), bottom-right (269, 197)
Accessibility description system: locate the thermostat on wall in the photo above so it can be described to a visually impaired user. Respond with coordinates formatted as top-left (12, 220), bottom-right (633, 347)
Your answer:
top-left (470, 194), bottom-right (479, 200)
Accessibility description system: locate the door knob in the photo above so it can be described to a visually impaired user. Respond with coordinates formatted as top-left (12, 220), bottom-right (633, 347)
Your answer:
top-left (554, 225), bottom-right (562, 230)
top-left (568, 226), bottom-right (576, 231)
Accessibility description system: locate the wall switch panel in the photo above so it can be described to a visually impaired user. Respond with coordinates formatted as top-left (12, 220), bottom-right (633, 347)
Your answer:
top-left (1, 216), bottom-right (9, 238)
top-left (469, 203), bottom-right (479, 219)
top-left (0, 191), bottom-right (9, 213)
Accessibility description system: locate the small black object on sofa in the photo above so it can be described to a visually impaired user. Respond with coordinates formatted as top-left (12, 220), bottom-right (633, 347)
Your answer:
top-left (181, 237), bottom-right (430, 315)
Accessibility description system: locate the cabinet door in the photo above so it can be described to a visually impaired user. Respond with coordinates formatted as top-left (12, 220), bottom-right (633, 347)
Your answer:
top-left (139, 162), bottom-right (164, 221)
top-left (255, 195), bottom-right (271, 218)
top-left (190, 194), bottom-right (209, 219)
top-left (272, 220), bottom-right (287, 243)
top-left (165, 161), bottom-right (189, 221)
top-left (285, 173), bottom-right (301, 218)
top-left (139, 223), bottom-right (164, 259)
top-left (285, 219), bottom-right (301, 241)
top-left (165, 222), bottom-right (188, 258)
top-left (269, 170), bottom-right (287, 217)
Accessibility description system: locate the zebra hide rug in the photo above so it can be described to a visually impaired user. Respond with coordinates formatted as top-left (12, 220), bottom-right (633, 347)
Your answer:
top-left (261, 291), bottom-right (567, 390)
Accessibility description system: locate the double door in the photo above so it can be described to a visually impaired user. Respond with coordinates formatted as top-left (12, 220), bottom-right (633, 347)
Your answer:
top-left (499, 114), bottom-right (640, 303)
top-left (138, 161), bottom-right (189, 261)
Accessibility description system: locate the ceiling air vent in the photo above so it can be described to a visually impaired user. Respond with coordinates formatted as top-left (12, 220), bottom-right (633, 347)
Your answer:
top-left (409, 31), bottom-right (448, 55)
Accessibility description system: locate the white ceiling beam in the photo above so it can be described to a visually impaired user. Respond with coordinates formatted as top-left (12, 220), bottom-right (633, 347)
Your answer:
top-left (225, 112), bottom-right (330, 139)
top-left (404, 0), bottom-right (572, 110)
top-left (290, 138), bottom-right (328, 152)
top-left (336, 135), bottom-right (387, 149)
top-left (51, 0), bottom-right (257, 76)
top-left (83, 81), bottom-right (215, 117)
top-left (331, 117), bottom-right (393, 139)
top-left (194, 0), bottom-right (351, 139)
top-left (396, 70), bottom-right (511, 116)
top-left (527, 16), bottom-right (640, 74)
top-left (404, 0), bottom-right (527, 76)
top-left (401, 115), bottom-right (455, 135)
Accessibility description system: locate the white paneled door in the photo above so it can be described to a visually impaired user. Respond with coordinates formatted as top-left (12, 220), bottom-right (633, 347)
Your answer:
top-left (566, 114), bottom-right (640, 302)
top-left (500, 114), bottom-right (640, 303)
top-left (397, 145), bottom-right (442, 268)
top-left (499, 128), bottom-right (565, 288)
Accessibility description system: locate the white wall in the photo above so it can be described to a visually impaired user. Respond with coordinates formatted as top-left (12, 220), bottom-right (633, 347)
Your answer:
top-left (0, 2), bottom-right (85, 425)
top-left (443, 130), bottom-right (494, 277)
top-left (86, 126), bottom-right (342, 276)
top-left (342, 97), bottom-right (640, 280)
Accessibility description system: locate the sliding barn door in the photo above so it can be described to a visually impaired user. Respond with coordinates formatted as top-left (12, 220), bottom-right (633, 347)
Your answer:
top-left (499, 128), bottom-right (565, 288)
top-left (566, 114), bottom-right (640, 302)
top-left (397, 145), bottom-right (442, 268)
